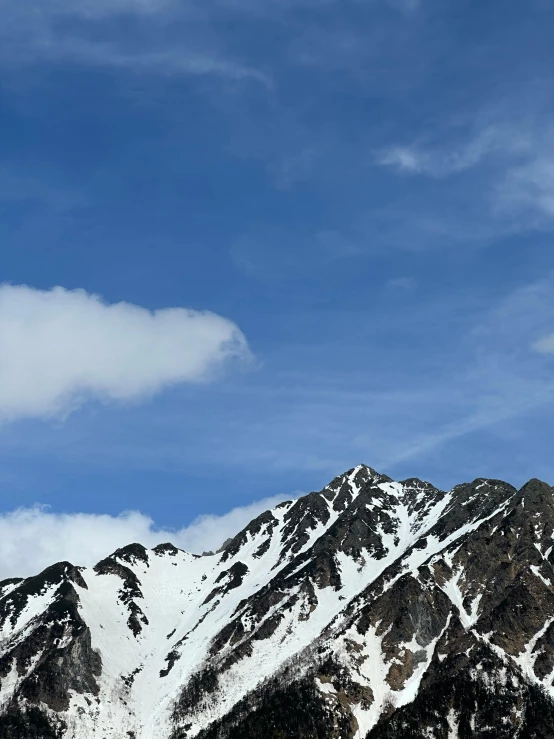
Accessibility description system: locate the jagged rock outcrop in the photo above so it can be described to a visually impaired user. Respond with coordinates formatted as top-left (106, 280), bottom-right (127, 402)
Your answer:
top-left (1, 464), bottom-right (554, 737)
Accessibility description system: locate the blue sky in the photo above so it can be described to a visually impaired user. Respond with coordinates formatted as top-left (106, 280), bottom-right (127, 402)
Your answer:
top-left (2, 0), bottom-right (554, 566)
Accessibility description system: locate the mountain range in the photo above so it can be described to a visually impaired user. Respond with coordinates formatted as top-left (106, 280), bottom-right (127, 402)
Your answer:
top-left (2, 464), bottom-right (554, 738)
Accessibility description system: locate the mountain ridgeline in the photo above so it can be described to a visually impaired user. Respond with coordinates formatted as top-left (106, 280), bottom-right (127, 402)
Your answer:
top-left (2, 465), bottom-right (554, 737)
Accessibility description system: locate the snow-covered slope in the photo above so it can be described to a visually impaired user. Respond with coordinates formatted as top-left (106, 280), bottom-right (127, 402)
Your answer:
top-left (2, 466), bottom-right (554, 738)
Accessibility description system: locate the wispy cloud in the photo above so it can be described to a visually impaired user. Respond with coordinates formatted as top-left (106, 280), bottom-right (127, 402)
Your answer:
top-left (534, 333), bottom-right (554, 354)
top-left (53, 39), bottom-right (269, 83)
top-left (0, 167), bottom-right (86, 211)
top-left (231, 227), bottom-right (363, 278)
top-left (58, 0), bottom-right (176, 19)
top-left (224, 277), bottom-right (554, 476)
top-left (378, 277), bottom-right (554, 468)
top-left (530, 282), bottom-right (554, 353)
top-left (375, 111), bottom-right (554, 237)
top-left (386, 276), bottom-right (417, 289)
top-left (375, 124), bottom-right (530, 177)
top-left (376, 146), bottom-right (428, 174)
top-left (496, 156), bottom-right (554, 221)
top-left (0, 0), bottom-right (269, 83)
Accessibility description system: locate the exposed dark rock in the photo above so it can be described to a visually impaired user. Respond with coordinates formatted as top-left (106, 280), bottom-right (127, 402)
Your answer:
top-left (153, 543), bottom-right (185, 557)
top-left (3, 467), bottom-right (554, 739)
top-left (0, 705), bottom-right (64, 739)
top-left (203, 562), bottom-right (249, 605)
top-left (93, 555), bottom-right (149, 636)
top-left (219, 511), bottom-right (279, 563)
top-left (110, 543), bottom-right (150, 566)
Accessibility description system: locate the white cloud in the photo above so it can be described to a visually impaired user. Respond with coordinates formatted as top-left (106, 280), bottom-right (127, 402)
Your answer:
top-left (376, 126), bottom-right (528, 178)
top-left (172, 494), bottom-right (295, 554)
top-left (0, 494), bottom-right (293, 580)
top-left (0, 284), bottom-right (250, 422)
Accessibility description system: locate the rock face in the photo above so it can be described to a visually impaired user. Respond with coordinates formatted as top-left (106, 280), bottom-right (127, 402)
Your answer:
top-left (2, 465), bottom-right (554, 737)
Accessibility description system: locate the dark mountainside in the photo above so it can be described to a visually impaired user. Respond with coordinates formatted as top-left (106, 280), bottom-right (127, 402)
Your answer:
top-left (1, 465), bottom-right (554, 738)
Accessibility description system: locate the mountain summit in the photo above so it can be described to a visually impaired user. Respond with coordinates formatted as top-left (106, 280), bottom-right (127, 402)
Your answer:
top-left (2, 465), bottom-right (554, 738)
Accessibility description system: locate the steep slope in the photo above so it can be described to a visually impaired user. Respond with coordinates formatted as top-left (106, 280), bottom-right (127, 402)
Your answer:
top-left (1, 465), bottom-right (554, 738)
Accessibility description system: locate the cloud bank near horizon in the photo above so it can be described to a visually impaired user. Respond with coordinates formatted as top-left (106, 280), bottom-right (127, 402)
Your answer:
top-left (0, 493), bottom-right (293, 580)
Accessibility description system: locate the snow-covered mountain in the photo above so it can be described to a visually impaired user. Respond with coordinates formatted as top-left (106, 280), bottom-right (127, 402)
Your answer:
top-left (2, 464), bottom-right (554, 738)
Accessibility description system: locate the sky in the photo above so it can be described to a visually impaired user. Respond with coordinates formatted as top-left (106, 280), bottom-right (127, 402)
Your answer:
top-left (2, 0), bottom-right (554, 576)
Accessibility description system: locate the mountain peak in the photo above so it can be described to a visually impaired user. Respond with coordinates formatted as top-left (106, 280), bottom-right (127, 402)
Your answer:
top-left (2, 467), bottom-right (554, 738)
top-left (519, 476), bottom-right (553, 496)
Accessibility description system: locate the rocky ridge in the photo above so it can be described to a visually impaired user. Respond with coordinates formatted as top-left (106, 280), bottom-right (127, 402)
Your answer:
top-left (1, 465), bottom-right (554, 737)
